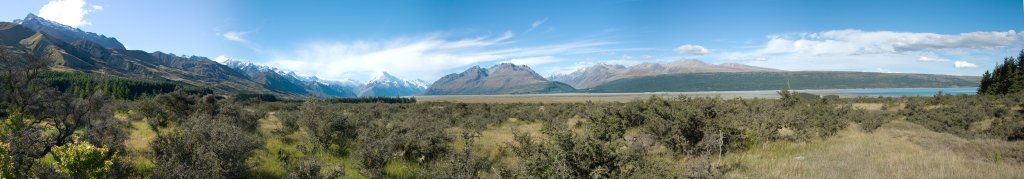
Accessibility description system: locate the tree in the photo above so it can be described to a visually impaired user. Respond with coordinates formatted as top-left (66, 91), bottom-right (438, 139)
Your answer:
top-left (1, 47), bottom-right (120, 177)
top-left (979, 49), bottom-right (1024, 95)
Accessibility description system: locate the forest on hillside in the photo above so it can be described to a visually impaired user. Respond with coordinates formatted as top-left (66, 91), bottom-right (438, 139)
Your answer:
top-left (1, 47), bottom-right (1023, 178)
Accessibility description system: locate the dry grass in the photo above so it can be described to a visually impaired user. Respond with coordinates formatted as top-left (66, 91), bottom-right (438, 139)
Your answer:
top-left (725, 121), bottom-right (1024, 178)
top-left (472, 119), bottom-right (545, 153)
top-left (121, 115), bottom-right (158, 175)
top-left (851, 103), bottom-right (885, 111)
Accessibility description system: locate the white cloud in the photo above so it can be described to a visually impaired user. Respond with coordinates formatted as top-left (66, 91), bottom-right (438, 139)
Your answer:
top-left (954, 61), bottom-right (978, 68)
top-left (222, 31), bottom-right (249, 42)
top-left (266, 32), bottom-right (613, 81)
top-left (38, 0), bottom-right (103, 28)
top-left (756, 29), bottom-right (1022, 56)
top-left (528, 18), bottom-right (548, 32)
top-left (918, 56), bottom-right (950, 62)
top-left (719, 29), bottom-right (1023, 73)
top-left (674, 44), bottom-right (711, 55)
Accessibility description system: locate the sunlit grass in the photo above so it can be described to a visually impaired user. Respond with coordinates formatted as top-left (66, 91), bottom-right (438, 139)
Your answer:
top-left (725, 121), bottom-right (1024, 178)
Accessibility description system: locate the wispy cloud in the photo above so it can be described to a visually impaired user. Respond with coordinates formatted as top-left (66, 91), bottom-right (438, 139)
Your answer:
top-left (38, 0), bottom-right (103, 28)
top-left (917, 56), bottom-right (950, 62)
top-left (265, 31), bottom-right (614, 81)
top-left (222, 31), bottom-right (250, 43)
top-left (527, 18), bottom-right (548, 32)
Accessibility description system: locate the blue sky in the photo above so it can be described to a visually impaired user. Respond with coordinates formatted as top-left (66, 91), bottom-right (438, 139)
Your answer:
top-left (2, 0), bottom-right (1023, 82)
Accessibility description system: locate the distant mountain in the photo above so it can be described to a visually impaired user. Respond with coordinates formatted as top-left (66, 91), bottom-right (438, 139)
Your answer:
top-left (356, 72), bottom-right (428, 97)
top-left (425, 63), bottom-right (575, 95)
top-left (550, 59), bottom-right (781, 88)
top-left (221, 59), bottom-right (427, 97)
top-left (15, 13), bottom-right (125, 50)
top-left (548, 63), bottom-right (627, 89)
top-left (221, 59), bottom-right (356, 97)
top-left (588, 71), bottom-right (980, 93)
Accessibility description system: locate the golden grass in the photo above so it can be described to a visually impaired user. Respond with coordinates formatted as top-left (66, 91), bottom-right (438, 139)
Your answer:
top-left (470, 120), bottom-right (545, 155)
top-left (851, 103), bottom-right (885, 111)
top-left (725, 121), bottom-right (1024, 178)
top-left (120, 114), bottom-right (158, 175)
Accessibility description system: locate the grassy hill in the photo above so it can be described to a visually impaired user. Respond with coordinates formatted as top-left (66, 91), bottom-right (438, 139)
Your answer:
top-left (588, 71), bottom-right (980, 93)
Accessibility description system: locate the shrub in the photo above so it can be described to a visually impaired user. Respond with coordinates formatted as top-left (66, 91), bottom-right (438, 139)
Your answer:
top-left (298, 100), bottom-right (356, 149)
top-left (151, 117), bottom-right (263, 178)
top-left (354, 123), bottom-right (394, 177)
top-left (50, 139), bottom-right (113, 179)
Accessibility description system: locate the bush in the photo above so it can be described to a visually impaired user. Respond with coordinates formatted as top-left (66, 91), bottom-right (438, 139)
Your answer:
top-left (298, 100), bottom-right (356, 149)
top-left (151, 118), bottom-right (262, 178)
top-left (50, 140), bottom-right (113, 178)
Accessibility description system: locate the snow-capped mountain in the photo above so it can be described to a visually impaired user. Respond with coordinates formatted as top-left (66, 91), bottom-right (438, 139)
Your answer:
top-left (220, 59), bottom-right (357, 97)
top-left (220, 59), bottom-right (427, 97)
top-left (356, 72), bottom-right (429, 97)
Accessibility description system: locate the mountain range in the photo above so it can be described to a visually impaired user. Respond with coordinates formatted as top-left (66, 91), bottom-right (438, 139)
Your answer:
top-left (549, 59), bottom-right (781, 88)
top-left (1, 18), bottom-right (271, 94)
top-left (220, 58), bottom-right (428, 97)
top-left (1, 14), bottom-right (428, 98)
top-left (424, 63), bottom-right (575, 95)
top-left (0, 14), bottom-right (982, 97)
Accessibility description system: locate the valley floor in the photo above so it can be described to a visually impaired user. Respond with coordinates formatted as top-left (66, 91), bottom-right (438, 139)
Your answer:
top-left (194, 108), bottom-right (1022, 178)
top-left (108, 94), bottom-right (1024, 178)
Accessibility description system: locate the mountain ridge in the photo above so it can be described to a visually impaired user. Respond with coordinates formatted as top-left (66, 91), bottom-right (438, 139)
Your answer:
top-left (15, 13), bottom-right (126, 50)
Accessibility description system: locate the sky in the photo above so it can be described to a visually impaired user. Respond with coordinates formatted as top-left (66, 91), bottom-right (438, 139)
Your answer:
top-left (2, 0), bottom-right (1023, 82)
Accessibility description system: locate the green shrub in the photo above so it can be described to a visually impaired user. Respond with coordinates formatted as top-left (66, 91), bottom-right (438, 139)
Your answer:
top-left (50, 140), bottom-right (113, 179)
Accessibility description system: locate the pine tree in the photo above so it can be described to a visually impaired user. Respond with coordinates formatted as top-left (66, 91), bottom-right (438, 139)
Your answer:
top-left (979, 49), bottom-right (1024, 95)
top-left (979, 70), bottom-right (992, 94)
